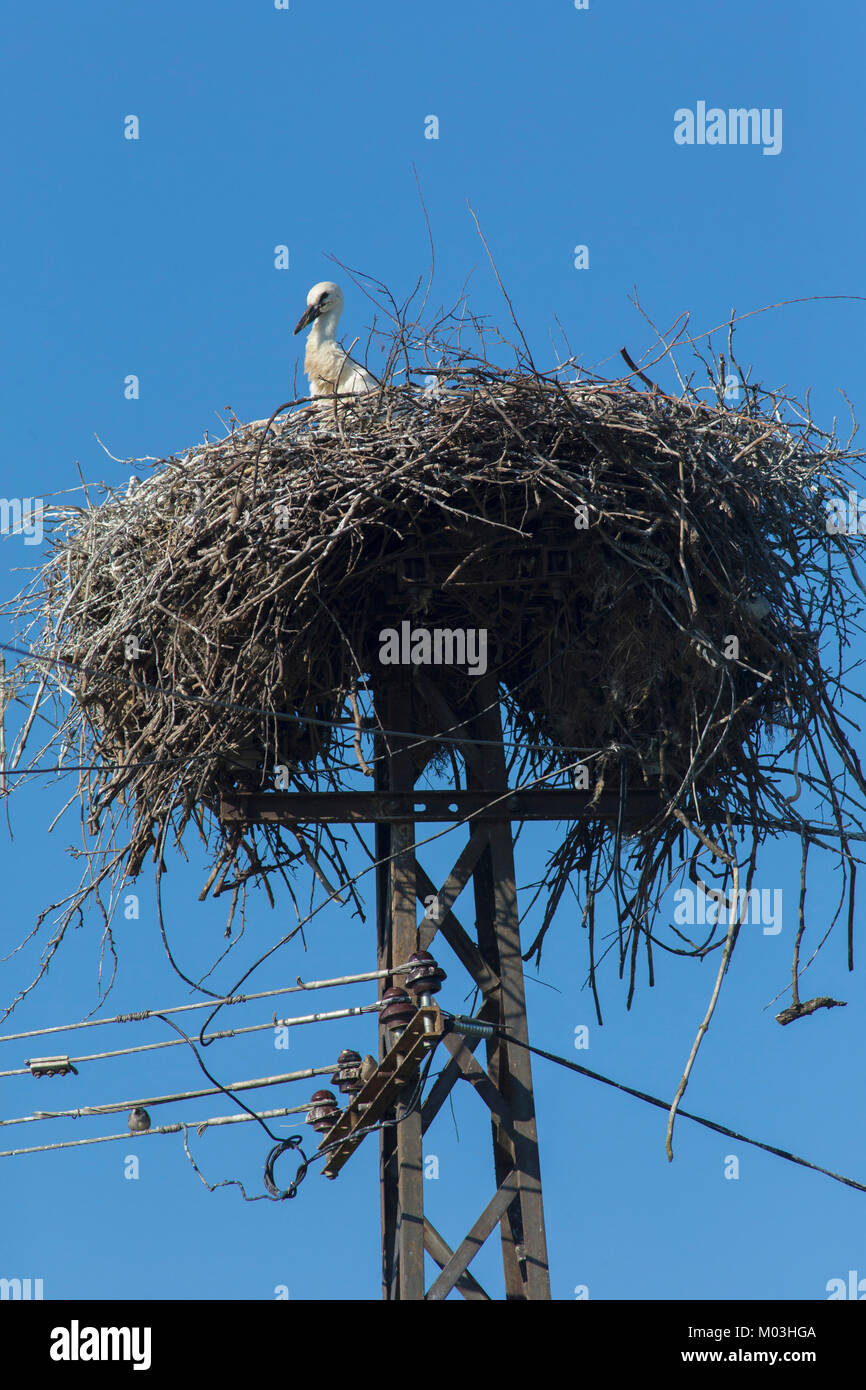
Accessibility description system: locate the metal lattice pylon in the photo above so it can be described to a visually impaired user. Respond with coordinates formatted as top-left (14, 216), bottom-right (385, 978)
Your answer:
top-left (375, 673), bottom-right (550, 1300)
top-left (222, 671), bottom-right (566, 1299)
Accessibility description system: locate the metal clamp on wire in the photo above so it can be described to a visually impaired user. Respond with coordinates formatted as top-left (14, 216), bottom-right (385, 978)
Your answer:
top-left (444, 1013), bottom-right (497, 1041)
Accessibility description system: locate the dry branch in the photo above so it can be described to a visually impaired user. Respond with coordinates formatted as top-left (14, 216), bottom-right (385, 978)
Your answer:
top-left (3, 298), bottom-right (865, 1025)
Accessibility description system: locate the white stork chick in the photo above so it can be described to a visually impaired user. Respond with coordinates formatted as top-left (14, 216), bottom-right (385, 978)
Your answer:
top-left (293, 281), bottom-right (377, 401)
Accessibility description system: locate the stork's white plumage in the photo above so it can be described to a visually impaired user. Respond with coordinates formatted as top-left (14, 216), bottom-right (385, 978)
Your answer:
top-left (293, 281), bottom-right (377, 400)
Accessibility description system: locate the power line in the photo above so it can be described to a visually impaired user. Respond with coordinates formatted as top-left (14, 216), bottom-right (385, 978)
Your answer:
top-left (0, 999), bottom-right (383, 1077)
top-left (1, 754), bottom-right (330, 776)
top-left (2, 646), bottom-right (849, 856)
top-left (0, 637), bottom-right (599, 756)
top-left (3, 644), bottom-right (845, 847)
top-left (0, 1103), bottom-right (309, 1159)
top-left (1, 1064), bottom-right (339, 1130)
top-left (494, 1025), bottom-right (866, 1197)
top-left (0, 964), bottom-right (412, 1046)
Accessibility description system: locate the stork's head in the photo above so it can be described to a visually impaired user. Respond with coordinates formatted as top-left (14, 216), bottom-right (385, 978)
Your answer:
top-left (293, 281), bottom-right (344, 335)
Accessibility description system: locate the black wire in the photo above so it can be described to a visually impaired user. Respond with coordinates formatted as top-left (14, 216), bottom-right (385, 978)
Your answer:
top-left (153, 1009), bottom-right (322, 1203)
top-left (153, 1013), bottom-right (286, 1145)
top-left (492, 1025), bottom-right (866, 1196)
top-left (263, 1136), bottom-right (308, 1200)
top-left (0, 751), bottom-right (357, 777)
top-left (0, 638), bottom-right (598, 757)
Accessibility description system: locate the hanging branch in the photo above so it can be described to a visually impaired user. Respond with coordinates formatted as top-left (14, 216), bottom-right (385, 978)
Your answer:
top-left (0, 286), bottom-right (863, 1034)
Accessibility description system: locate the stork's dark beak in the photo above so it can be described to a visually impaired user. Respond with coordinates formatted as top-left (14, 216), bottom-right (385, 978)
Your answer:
top-left (293, 303), bottom-right (321, 336)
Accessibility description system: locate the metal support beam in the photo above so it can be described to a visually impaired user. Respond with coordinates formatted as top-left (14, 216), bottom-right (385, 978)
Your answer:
top-left (467, 675), bottom-right (551, 1299)
top-left (425, 1171), bottom-right (521, 1302)
top-left (378, 681), bottom-right (425, 1301)
top-left (221, 787), bottom-right (661, 825)
top-left (222, 672), bottom-right (562, 1298)
top-left (423, 1220), bottom-right (489, 1300)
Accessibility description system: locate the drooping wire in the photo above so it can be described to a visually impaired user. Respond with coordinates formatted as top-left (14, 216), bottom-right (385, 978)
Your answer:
top-left (0, 638), bottom-right (599, 758)
top-left (491, 1023), bottom-right (866, 1196)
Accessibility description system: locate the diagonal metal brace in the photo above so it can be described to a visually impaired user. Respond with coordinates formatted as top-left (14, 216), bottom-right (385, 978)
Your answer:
top-left (425, 1171), bottom-right (521, 1301)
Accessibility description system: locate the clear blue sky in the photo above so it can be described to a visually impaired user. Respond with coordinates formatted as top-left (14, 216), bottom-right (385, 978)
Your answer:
top-left (1, 0), bottom-right (865, 1302)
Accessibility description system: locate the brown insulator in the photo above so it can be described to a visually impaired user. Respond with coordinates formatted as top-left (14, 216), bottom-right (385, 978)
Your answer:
top-left (404, 950), bottom-right (446, 999)
top-left (305, 1089), bottom-right (341, 1133)
top-left (379, 986), bottom-right (416, 1035)
top-left (331, 1048), bottom-right (364, 1096)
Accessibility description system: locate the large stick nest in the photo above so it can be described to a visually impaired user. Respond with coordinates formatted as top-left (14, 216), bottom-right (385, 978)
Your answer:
top-left (5, 312), bottom-right (866, 1015)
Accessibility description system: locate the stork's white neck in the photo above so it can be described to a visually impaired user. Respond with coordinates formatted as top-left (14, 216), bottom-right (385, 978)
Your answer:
top-left (309, 307), bottom-right (341, 345)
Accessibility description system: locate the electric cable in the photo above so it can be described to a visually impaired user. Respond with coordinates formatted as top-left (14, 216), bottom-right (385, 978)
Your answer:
top-left (0, 964), bottom-right (411, 1047)
top-left (480, 1021), bottom-right (866, 1197)
top-left (0, 637), bottom-right (600, 757)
